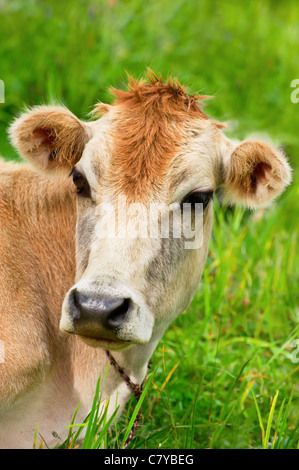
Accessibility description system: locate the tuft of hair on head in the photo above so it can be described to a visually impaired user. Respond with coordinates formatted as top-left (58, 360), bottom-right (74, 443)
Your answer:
top-left (92, 69), bottom-right (215, 121)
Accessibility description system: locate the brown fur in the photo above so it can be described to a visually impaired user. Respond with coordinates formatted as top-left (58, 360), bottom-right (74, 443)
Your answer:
top-left (95, 71), bottom-right (210, 201)
top-left (0, 161), bottom-right (76, 408)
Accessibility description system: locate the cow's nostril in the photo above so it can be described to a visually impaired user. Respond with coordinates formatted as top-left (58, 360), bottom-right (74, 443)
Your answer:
top-left (71, 291), bottom-right (132, 330)
top-left (107, 297), bottom-right (131, 327)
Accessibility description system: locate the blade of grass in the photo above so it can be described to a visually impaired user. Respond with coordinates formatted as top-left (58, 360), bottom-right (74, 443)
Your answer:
top-left (158, 362), bottom-right (180, 395)
top-left (263, 390), bottom-right (279, 449)
top-left (93, 405), bottom-right (119, 448)
top-left (275, 387), bottom-right (294, 449)
top-left (120, 372), bottom-right (154, 449)
top-left (59, 401), bottom-right (82, 449)
top-left (251, 389), bottom-right (265, 445)
top-left (271, 398), bottom-right (285, 449)
top-left (210, 359), bottom-right (251, 447)
top-left (81, 375), bottom-right (101, 449)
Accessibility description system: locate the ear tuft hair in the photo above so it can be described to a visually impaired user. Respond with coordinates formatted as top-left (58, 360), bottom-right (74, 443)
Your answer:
top-left (223, 139), bottom-right (292, 208)
top-left (10, 106), bottom-right (90, 173)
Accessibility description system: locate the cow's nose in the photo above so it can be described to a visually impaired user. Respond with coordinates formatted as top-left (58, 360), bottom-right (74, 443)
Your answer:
top-left (72, 291), bottom-right (132, 329)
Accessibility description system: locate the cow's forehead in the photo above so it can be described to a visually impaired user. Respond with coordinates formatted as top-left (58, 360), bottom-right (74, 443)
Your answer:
top-left (79, 76), bottom-right (222, 201)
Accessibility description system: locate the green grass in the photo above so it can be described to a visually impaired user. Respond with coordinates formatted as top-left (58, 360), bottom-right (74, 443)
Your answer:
top-left (0, 0), bottom-right (298, 449)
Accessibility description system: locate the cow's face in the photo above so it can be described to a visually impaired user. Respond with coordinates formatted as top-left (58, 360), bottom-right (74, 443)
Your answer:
top-left (10, 75), bottom-right (291, 351)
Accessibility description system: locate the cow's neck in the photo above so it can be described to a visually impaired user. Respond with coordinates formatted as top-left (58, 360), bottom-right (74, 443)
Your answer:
top-left (71, 332), bottom-right (159, 403)
top-left (111, 340), bottom-right (159, 383)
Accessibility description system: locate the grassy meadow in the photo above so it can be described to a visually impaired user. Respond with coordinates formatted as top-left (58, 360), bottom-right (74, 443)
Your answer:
top-left (0, 0), bottom-right (298, 449)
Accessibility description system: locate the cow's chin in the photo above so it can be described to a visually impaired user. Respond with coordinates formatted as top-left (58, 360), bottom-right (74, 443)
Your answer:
top-left (77, 334), bottom-right (133, 351)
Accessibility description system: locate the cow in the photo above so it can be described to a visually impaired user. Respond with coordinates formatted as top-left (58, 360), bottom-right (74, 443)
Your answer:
top-left (0, 72), bottom-right (291, 448)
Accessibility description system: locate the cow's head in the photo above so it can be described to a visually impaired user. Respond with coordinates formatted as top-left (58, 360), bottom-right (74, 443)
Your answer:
top-left (10, 73), bottom-right (291, 351)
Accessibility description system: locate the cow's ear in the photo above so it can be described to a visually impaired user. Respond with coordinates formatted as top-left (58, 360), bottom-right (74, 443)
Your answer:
top-left (10, 105), bottom-right (90, 173)
top-left (223, 139), bottom-right (292, 208)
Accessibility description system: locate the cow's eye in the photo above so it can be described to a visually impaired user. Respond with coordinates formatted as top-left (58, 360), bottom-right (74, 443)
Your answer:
top-left (69, 168), bottom-right (91, 198)
top-left (181, 190), bottom-right (213, 210)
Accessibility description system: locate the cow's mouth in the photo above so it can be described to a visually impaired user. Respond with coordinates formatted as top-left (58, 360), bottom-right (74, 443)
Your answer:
top-left (78, 334), bottom-right (132, 350)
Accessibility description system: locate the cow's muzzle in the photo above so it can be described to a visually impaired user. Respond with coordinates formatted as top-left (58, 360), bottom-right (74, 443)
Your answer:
top-left (60, 280), bottom-right (154, 349)
top-left (64, 290), bottom-right (133, 346)
top-left (72, 290), bottom-right (132, 330)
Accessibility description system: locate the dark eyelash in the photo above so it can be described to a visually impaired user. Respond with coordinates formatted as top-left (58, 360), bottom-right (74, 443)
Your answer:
top-left (181, 190), bottom-right (213, 210)
top-left (69, 168), bottom-right (91, 198)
